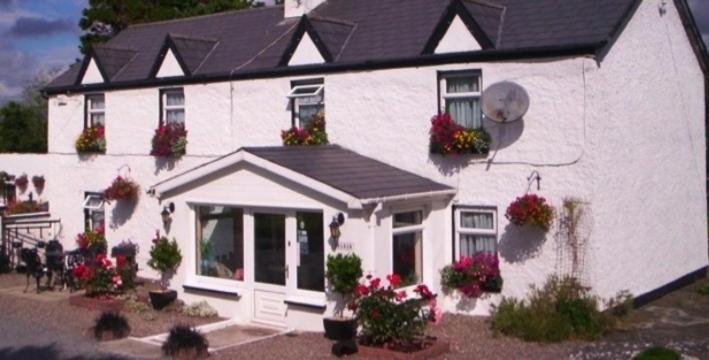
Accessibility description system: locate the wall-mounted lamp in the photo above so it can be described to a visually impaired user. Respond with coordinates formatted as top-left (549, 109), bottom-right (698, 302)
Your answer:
top-left (329, 212), bottom-right (346, 239)
top-left (161, 202), bottom-right (175, 225)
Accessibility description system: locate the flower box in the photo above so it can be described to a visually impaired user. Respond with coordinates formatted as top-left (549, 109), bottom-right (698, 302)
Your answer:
top-left (281, 111), bottom-right (328, 146)
top-left (75, 126), bottom-right (106, 154)
top-left (103, 176), bottom-right (140, 203)
top-left (357, 337), bottom-right (450, 359)
top-left (151, 123), bottom-right (187, 158)
top-left (429, 113), bottom-right (490, 155)
top-left (440, 253), bottom-right (502, 298)
top-left (505, 194), bottom-right (554, 232)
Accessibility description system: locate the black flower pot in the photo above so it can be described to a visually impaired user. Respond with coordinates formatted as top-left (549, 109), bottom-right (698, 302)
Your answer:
top-left (323, 317), bottom-right (357, 341)
top-left (149, 289), bottom-right (177, 310)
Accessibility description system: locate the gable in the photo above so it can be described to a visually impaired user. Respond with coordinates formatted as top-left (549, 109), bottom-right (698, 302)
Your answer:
top-left (81, 57), bottom-right (105, 85)
top-left (288, 32), bottom-right (326, 66)
top-left (434, 15), bottom-right (481, 54)
top-left (156, 48), bottom-right (186, 78)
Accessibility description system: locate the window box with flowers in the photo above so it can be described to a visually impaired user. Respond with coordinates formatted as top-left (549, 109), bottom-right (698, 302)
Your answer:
top-left (103, 176), bottom-right (140, 204)
top-left (350, 274), bottom-right (448, 356)
top-left (151, 123), bottom-right (187, 158)
top-left (440, 253), bottom-right (502, 299)
top-left (505, 194), bottom-right (554, 232)
top-left (429, 113), bottom-right (490, 156)
top-left (281, 111), bottom-right (328, 146)
top-left (76, 126), bottom-right (106, 154)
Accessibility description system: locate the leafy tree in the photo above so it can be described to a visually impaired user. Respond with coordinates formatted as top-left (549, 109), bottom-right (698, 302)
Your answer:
top-left (0, 102), bottom-right (47, 153)
top-left (79, 0), bottom-right (256, 54)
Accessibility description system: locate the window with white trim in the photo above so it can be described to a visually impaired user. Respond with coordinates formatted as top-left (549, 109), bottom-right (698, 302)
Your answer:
top-left (455, 207), bottom-right (497, 259)
top-left (83, 192), bottom-right (105, 231)
top-left (392, 210), bottom-right (424, 288)
top-left (161, 89), bottom-right (185, 125)
top-left (86, 94), bottom-right (105, 128)
top-left (439, 72), bottom-right (482, 128)
top-left (196, 206), bottom-right (245, 282)
top-left (288, 80), bottom-right (324, 128)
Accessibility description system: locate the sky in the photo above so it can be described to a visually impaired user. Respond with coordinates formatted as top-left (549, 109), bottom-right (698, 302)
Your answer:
top-left (0, 0), bottom-right (707, 105)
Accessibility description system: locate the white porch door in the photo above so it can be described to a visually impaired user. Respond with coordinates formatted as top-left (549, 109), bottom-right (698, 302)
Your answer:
top-left (252, 211), bottom-right (290, 326)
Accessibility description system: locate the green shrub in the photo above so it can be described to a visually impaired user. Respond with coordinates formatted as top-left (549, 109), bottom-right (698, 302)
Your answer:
top-left (490, 275), bottom-right (632, 342)
top-left (633, 346), bottom-right (680, 360)
top-left (696, 283), bottom-right (709, 296)
top-left (325, 253), bottom-right (362, 317)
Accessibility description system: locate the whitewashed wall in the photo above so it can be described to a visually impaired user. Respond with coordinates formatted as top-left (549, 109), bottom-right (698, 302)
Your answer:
top-left (0, 0), bottom-right (704, 324)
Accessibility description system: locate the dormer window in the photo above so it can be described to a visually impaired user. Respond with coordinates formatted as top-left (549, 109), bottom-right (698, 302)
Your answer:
top-left (439, 71), bottom-right (482, 128)
top-left (161, 89), bottom-right (185, 125)
top-left (288, 79), bottom-right (324, 128)
top-left (85, 94), bottom-right (105, 128)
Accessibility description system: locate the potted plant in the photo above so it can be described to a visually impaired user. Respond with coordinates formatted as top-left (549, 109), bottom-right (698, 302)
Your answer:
top-left (162, 324), bottom-right (209, 359)
top-left (147, 233), bottom-right (182, 310)
top-left (75, 125), bottom-right (106, 154)
top-left (151, 123), bottom-right (187, 158)
top-left (505, 193), bottom-right (554, 232)
top-left (429, 113), bottom-right (490, 155)
top-left (323, 253), bottom-right (362, 341)
top-left (93, 311), bottom-right (131, 341)
top-left (103, 176), bottom-right (140, 203)
top-left (281, 111), bottom-right (329, 146)
top-left (440, 253), bottom-right (503, 298)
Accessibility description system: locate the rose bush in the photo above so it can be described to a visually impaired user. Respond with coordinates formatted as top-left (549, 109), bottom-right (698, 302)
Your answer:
top-left (75, 254), bottom-right (123, 296)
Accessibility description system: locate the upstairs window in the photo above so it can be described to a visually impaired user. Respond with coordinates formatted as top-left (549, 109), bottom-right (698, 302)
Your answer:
top-left (85, 94), bottom-right (105, 128)
top-left (454, 207), bottom-right (497, 259)
top-left (439, 72), bottom-right (482, 128)
top-left (288, 79), bottom-right (324, 128)
top-left (161, 89), bottom-right (185, 125)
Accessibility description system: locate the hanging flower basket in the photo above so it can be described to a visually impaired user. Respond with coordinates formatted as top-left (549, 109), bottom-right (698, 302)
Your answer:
top-left (31, 175), bottom-right (45, 194)
top-left (440, 253), bottom-right (502, 298)
top-left (505, 194), bottom-right (554, 232)
top-left (281, 111), bottom-right (328, 146)
top-left (151, 123), bottom-right (187, 158)
top-left (76, 126), bottom-right (106, 153)
top-left (429, 113), bottom-right (490, 156)
top-left (103, 176), bottom-right (140, 203)
top-left (15, 174), bottom-right (28, 193)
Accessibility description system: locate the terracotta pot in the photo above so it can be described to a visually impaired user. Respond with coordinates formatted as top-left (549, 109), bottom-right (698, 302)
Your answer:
top-left (323, 317), bottom-right (357, 341)
top-left (149, 289), bottom-right (177, 310)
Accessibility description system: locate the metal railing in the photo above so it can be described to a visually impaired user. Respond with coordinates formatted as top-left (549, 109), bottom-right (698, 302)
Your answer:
top-left (1, 212), bottom-right (62, 270)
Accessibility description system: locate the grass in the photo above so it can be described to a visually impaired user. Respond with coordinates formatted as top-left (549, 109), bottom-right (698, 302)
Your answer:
top-left (490, 275), bottom-right (632, 342)
top-left (633, 346), bottom-right (680, 360)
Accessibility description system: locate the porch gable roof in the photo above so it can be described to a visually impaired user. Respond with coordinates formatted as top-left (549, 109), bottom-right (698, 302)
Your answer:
top-left (149, 145), bottom-right (455, 209)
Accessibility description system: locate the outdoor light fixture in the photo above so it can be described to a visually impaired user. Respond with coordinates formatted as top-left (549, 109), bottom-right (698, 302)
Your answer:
top-left (329, 212), bottom-right (346, 239)
top-left (161, 202), bottom-right (175, 225)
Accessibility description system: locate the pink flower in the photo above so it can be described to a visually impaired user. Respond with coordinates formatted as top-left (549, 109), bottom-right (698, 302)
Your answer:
top-left (387, 274), bottom-right (401, 288)
top-left (355, 284), bottom-right (369, 297)
top-left (395, 290), bottom-right (407, 301)
top-left (414, 284), bottom-right (434, 300)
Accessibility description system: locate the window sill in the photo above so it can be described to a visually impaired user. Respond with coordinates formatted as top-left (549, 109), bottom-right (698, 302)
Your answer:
top-left (183, 281), bottom-right (241, 298)
top-left (284, 295), bottom-right (327, 311)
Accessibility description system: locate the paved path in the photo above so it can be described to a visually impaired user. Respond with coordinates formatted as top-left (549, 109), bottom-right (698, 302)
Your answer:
top-left (0, 309), bottom-right (131, 360)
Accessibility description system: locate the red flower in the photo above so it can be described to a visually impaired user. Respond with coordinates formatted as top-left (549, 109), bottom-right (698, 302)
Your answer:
top-left (395, 290), bottom-right (407, 301)
top-left (369, 277), bottom-right (381, 290)
top-left (414, 284), bottom-right (434, 300)
top-left (355, 284), bottom-right (369, 297)
top-left (116, 255), bottom-right (126, 268)
top-left (386, 273), bottom-right (401, 288)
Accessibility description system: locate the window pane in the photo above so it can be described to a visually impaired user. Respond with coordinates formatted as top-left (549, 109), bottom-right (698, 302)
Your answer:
top-left (446, 98), bottom-right (481, 128)
top-left (166, 91), bottom-right (184, 106)
top-left (254, 213), bottom-right (286, 285)
top-left (393, 231), bottom-right (422, 287)
top-left (460, 212), bottom-right (494, 229)
top-left (446, 76), bottom-right (479, 93)
top-left (89, 95), bottom-right (105, 110)
top-left (292, 86), bottom-right (321, 96)
top-left (90, 210), bottom-right (105, 231)
top-left (393, 211), bottom-right (423, 228)
top-left (460, 235), bottom-right (496, 258)
top-left (91, 113), bottom-right (105, 127)
top-left (198, 207), bottom-right (245, 281)
top-left (298, 104), bottom-right (323, 128)
top-left (166, 110), bottom-right (185, 124)
top-left (296, 212), bottom-right (324, 292)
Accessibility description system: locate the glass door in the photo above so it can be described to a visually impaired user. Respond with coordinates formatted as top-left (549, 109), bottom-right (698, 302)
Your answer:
top-left (254, 213), bottom-right (286, 286)
top-left (294, 212), bottom-right (325, 292)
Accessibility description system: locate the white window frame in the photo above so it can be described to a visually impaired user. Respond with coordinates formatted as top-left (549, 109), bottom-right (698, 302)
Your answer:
top-left (82, 192), bottom-right (105, 231)
top-left (439, 72), bottom-right (482, 128)
top-left (193, 204), bottom-right (247, 287)
top-left (454, 206), bottom-right (498, 259)
top-left (288, 83), bottom-right (324, 128)
top-left (86, 94), bottom-right (105, 128)
top-left (391, 208), bottom-right (426, 289)
top-left (161, 89), bottom-right (185, 125)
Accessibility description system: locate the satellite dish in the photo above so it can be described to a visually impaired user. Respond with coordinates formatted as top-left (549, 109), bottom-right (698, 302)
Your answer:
top-left (482, 81), bottom-right (530, 123)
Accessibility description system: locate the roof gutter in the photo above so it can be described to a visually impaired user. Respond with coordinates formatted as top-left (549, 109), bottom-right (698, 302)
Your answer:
top-left (360, 189), bottom-right (457, 206)
top-left (43, 42), bottom-right (602, 96)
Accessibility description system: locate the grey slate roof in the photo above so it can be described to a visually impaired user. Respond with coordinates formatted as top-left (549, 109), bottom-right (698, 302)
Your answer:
top-left (243, 145), bottom-right (454, 200)
top-left (46, 0), bottom-right (639, 91)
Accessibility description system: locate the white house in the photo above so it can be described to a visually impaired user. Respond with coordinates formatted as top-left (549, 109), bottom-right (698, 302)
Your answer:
top-left (0, 0), bottom-right (706, 331)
